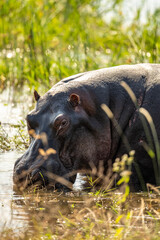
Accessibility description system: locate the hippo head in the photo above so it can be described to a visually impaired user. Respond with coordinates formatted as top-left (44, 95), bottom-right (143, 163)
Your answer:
top-left (13, 87), bottom-right (100, 191)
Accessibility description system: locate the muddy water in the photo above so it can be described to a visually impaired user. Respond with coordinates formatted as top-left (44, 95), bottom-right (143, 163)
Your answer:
top-left (0, 97), bottom-right (29, 231)
top-left (0, 151), bottom-right (29, 231)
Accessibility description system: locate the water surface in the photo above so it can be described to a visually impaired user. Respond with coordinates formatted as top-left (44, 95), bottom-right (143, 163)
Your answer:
top-left (0, 98), bottom-right (30, 231)
top-left (0, 151), bottom-right (28, 231)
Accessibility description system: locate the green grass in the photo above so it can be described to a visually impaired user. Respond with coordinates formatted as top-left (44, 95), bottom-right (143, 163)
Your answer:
top-left (0, 0), bottom-right (160, 94)
top-left (0, 121), bottom-right (29, 152)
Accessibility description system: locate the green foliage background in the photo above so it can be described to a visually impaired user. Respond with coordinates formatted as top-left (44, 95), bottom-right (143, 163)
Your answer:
top-left (0, 0), bottom-right (160, 92)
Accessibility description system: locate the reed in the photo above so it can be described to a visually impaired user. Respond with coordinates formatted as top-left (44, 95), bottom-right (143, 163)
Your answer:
top-left (0, 0), bottom-right (160, 94)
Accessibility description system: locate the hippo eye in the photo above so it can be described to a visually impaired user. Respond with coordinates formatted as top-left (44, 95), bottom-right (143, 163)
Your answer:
top-left (54, 115), bottom-right (69, 136)
top-left (61, 119), bottom-right (68, 127)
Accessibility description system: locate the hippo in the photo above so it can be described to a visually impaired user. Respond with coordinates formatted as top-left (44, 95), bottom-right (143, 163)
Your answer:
top-left (13, 64), bottom-right (160, 191)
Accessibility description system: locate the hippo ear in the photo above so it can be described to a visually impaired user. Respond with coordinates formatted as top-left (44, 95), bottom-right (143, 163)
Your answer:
top-left (69, 93), bottom-right (81, 107)
top-left (34, 90), bottom-right (40, 101)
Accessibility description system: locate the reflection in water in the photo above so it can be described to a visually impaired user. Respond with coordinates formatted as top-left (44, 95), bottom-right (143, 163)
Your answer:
top-left (0, 151), bottom-right (28, 231)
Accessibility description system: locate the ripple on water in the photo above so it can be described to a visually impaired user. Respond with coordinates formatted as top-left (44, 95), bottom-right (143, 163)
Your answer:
top-left (0, 151), bottom-right (29, 231)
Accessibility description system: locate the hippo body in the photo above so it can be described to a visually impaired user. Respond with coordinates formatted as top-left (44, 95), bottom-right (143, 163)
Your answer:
top-left (13, 64), bottom-right (160, 191)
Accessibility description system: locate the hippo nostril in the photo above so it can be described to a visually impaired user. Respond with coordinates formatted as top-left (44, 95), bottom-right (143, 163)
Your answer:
top-left (31, 169), bottom-right (40, 180)
top-left (13, 167), bottom-right (32, 191)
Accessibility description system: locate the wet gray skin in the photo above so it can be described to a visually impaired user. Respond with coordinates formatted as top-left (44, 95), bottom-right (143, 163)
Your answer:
top-left (13, 64), bottom-right (160, 191)
top-left (14, 96), bottom-right (73, 190)
top-left (13, 87), bottom-right (98, 191)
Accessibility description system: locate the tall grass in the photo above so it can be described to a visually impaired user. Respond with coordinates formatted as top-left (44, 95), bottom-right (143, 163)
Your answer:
top-left (0, 0), bottom-right (160, 93)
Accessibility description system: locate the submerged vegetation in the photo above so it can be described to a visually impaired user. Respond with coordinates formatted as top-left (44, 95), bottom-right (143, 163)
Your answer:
top-left (1, 0), bottom-right (160, 239)
top-left (1, 172), bottom-right (160, 240)
top-left (0, 120), bottom-right (29, 152)
top-left (1, 188), bottom-right (160, 240)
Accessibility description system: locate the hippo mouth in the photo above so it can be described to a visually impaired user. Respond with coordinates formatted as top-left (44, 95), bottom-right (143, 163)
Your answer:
top-left (13, 154), bottom-right (75, 192)
top-left (13, 168), bottom-right (72, 192)
top-left (13, 167), bottom-right (50, 191)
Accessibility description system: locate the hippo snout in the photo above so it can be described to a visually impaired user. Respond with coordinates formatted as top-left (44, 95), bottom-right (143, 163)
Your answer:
top-left (13, 156), bottom-right (45, 190)
top-left (13, 151), bottom-right (74, 191)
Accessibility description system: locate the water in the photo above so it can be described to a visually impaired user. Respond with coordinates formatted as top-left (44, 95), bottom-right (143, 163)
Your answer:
top-left (0, 151), bottom-right (29, 231)
top-left (0, 98), bottom-right (29, 231)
